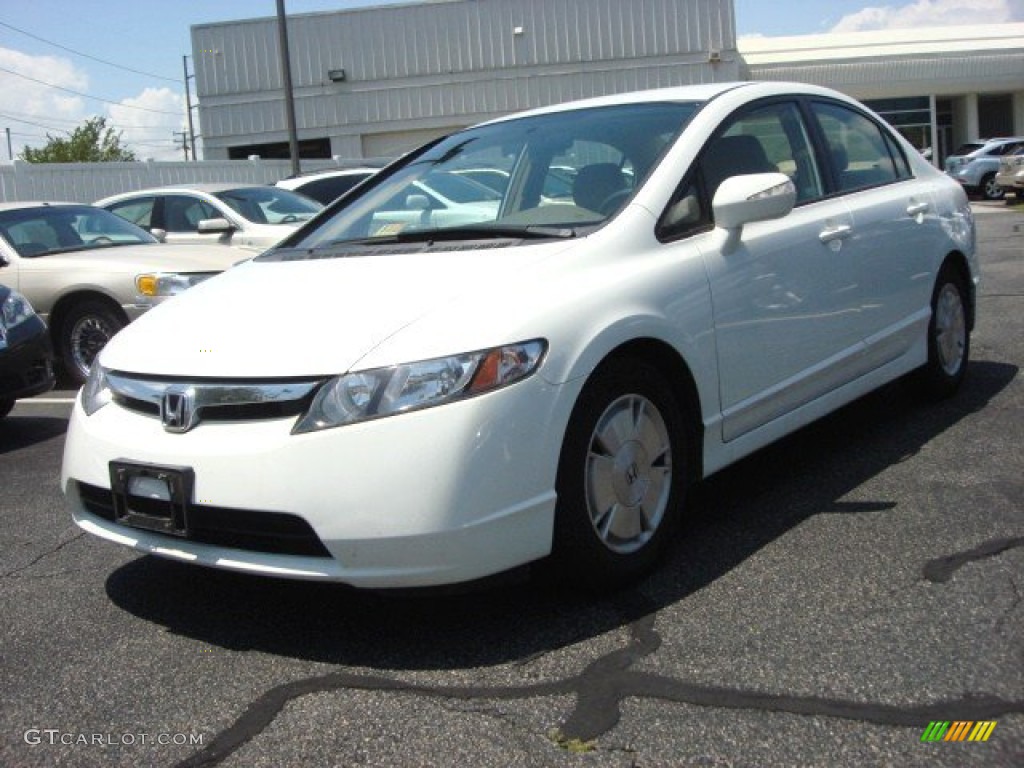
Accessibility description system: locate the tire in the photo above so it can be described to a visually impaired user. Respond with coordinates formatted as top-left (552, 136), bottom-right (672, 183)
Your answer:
top-left (913, 264), bottom-right (970, 399)
top-left (552, 358), bottom-right (687, 588)
top-left (59, 300), bottom-right (125, 387)
top-left (981, 173), bottom-right (1004, 201)
top-left (0, 399), bottom-right (13, 420)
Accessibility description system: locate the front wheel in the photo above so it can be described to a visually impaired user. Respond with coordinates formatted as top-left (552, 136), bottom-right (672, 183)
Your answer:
top-left (912, 264), bottom-right (970, 398)
top-left (59, 300), bottom-right (125, 386)
top-left (552, 359), bottom-right (687, 588)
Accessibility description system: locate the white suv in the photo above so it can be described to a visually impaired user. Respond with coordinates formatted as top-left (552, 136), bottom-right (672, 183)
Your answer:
top-left (946, 137), bottom-right (1024, 200)
top-left (276, 168), bottom-right (379, 205)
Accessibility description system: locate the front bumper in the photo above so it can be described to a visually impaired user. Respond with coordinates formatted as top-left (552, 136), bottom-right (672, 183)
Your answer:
top-left (995, 170), bottom-right (1024, 190)
top-left (62, 374), bottom-right (564, 587)
top-left (0, 317), bottom-right (55, 401)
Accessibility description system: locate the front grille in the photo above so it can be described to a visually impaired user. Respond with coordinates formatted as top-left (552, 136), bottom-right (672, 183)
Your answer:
top-left (77, 482), bottom-right (332, 558)
top-left (105, 372), bottom-right (323, 429)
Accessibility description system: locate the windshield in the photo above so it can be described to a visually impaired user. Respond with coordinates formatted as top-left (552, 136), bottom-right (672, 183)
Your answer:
top-left (282, 101), bottom-right (700, 252)
top-left (214, 187), bottom-right (323, 225)
top-left (0, 205), bottom-right (158, 257)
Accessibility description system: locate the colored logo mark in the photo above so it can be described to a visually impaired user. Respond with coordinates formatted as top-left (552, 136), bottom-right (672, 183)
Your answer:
top-left (921, 721), bottom-right (997, 742)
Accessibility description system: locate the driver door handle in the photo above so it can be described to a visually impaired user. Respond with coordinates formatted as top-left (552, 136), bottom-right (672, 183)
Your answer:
top-left (819, 224), bottom-right (852, 244)
top-left (906, 201), bottom-right (930, 217)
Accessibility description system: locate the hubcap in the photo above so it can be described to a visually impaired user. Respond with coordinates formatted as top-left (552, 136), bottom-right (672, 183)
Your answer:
top-left (983, 177), bottom-right (1002, 200)
top-left (584, 394), bottom-right (672, 554)
top-left (935, 283), bottom-right (966, 376)
top-left (70, 315), bottom-right (115, 378)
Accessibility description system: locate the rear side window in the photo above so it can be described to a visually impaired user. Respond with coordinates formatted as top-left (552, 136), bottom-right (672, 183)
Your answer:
top-left (811, 101), bottom-right (910, 192)
top-left (163, 195), bottom-right (219, 232)
top-left (106, 197), bottom-right (155, 229)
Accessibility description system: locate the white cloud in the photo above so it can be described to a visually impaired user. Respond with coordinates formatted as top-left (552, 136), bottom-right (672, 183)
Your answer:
top-left (108, 87), bottom-right (187, 162)
top-left (831, 0), bottom-right (1023, 32)
top-left (0, 48), bottom-right (89, 159)
top-left (0, 49), bottom-right (191, 162)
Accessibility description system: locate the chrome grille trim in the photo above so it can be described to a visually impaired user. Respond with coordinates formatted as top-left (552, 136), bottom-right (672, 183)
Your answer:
top-left (106, 372), bottom-right (324, 430)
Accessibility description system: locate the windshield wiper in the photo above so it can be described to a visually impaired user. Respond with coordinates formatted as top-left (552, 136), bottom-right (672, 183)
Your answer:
top-left (358, 224), bottom-right (576, 245)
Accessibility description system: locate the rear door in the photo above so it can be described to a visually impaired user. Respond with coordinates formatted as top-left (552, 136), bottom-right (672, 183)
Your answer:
top-left (808, 99), bottom-right (941, 367)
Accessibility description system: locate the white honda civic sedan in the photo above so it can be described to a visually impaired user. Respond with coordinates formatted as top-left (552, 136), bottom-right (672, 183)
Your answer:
top-left (62, 82), bottom-right (977, 589)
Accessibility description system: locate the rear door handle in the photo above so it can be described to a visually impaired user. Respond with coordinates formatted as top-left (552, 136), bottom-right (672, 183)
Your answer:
top-left (819, 224), bottom-right (852, 244)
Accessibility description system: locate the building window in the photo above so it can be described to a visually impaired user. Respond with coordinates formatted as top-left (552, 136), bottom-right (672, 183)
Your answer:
top-left (228, 138), bottom-right (332, 160)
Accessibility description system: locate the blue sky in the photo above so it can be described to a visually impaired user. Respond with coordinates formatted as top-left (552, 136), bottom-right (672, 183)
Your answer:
top-left (1, 0), bottom-right (1021, 161)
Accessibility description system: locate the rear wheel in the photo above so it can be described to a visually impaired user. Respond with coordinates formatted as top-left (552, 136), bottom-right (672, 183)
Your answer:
top-left (552, 359), bottom-right (686, 588)
top-left (59, 300), bottom-right (125, 387)
top-left (913, 264), bottom-right (970, 398)
top-left (981, 173), bottom-right (1004, 201)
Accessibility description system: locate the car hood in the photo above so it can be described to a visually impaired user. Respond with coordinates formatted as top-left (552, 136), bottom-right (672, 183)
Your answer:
top-left (19, 243), bottom-right (246, 273)
top-left (100, 240), bottom-right (575, 378)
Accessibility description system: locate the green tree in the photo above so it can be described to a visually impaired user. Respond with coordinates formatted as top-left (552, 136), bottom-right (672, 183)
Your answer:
top-left (20, 117), bottom-right (136, 163)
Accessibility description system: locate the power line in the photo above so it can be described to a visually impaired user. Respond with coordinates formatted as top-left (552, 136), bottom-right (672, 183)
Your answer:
top-left (0, 20), bottom-right (179, 83)
top-left (0, 112), bottom-right (70, 133)
top-left (0, 110), bottom-right (179, 131)
top-left (0, 64), bottom-right (182, 115)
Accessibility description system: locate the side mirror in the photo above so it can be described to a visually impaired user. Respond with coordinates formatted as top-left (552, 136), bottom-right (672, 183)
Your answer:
top-left (712, 173), bottom-right (796, 232)
top-left (404, 194), bottom-right (431, 211)
top-left (149, 228), bottom-right (167, 242)
top-left (197, 217), bottom-right (234, 234)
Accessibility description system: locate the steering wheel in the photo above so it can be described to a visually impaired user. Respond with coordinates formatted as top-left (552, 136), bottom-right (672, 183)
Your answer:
top-left (90, 236), bottom-right (114, 245)
top-left (281, 214), bottom-right (299, 223)
top-left (598, 188), bottom-right (631, 216)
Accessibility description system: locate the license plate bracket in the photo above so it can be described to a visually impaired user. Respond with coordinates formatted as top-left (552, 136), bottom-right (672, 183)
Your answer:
top-left (109, 460), bottom-right (194, 537)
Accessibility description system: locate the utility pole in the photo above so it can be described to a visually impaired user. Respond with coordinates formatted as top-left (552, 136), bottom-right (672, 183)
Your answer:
top-left (173, 131), bottom-right (190, 161)
top-left (182, 55), bottom-right (198, 161)
top-left (5, 127), bottom-right (11, 161)
top-left (276, 0), bottom-right (301, 177)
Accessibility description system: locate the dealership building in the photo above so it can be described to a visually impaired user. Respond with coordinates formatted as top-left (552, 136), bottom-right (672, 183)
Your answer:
top-left (190, 0), bottom-right (1024, 166)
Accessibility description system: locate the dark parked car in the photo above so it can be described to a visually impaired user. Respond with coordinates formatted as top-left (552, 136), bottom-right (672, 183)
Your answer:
top-left (0, 284), bottom-right (54, 419)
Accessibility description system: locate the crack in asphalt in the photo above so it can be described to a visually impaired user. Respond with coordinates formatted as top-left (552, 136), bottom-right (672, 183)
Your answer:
top-left (0, 532), bottom-right (84, 579)
top-left (174, 591), bottom-right (1024, 767)
top-left (922, 536), bottom-right (1024, 583)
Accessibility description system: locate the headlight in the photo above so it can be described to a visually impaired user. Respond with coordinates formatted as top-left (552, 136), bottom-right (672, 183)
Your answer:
top-left (1, 289), bottom-right (37, 331)
top-left (136, 272), bottom-right (215, 297)
top-left (81, 363), bottom-right (112, 416)
top-left (293, 340), bottom-right (547, 433)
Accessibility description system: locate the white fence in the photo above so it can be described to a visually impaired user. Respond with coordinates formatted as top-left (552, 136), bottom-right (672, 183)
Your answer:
top-left (0, 158), bottom-right (387, 204)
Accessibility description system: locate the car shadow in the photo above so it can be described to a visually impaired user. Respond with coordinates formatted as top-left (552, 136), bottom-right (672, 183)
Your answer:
top-left (0, 416), bottom-right (68, 455)
top-left (104, 359), bottom-right (1018, 671)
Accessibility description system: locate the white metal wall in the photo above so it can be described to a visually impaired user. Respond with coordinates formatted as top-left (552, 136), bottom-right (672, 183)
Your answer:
top-left (0, 158), bottom-right (374, 204)
top-left (192, 0), bottom-right (739, 159)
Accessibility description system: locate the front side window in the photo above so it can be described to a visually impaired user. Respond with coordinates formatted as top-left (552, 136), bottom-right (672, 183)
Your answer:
top-left (274, 102), bottom-right (700, 255)
top-left (703, 101), bottom-right (823, 204)
top-left (811, 101), bottom-right (910, 192)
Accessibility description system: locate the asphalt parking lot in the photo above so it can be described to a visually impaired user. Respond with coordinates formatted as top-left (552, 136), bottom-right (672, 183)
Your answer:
top-left (2, 200), bottom-right (1022, 767)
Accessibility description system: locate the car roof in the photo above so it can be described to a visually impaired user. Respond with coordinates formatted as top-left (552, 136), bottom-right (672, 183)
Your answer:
top-left (279, 167), bottom-right (380, 181)
top-left (99, 183), bottom-right (263, 199)
top-left (472, 81), bottom-right (856, 127)
top-left (0, 201), bottom-right (87, 212)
